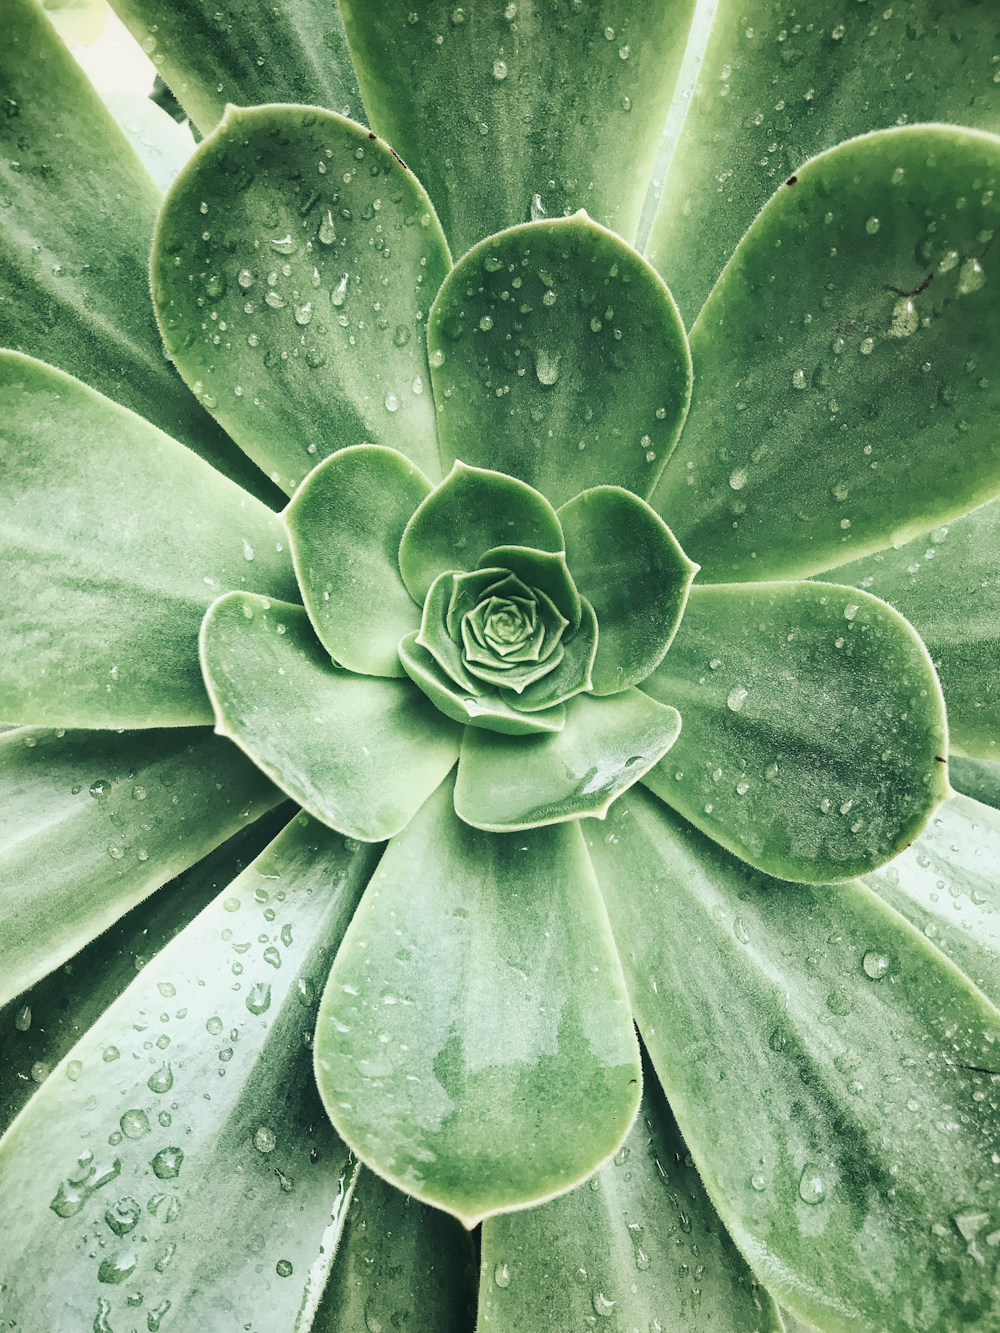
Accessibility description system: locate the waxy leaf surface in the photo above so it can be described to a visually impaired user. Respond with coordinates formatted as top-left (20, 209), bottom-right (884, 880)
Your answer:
top-left (833, 500), bottom-right (1000, 761)
top-left (429, 215), bottom-right (691, 508)
top-left (0, 353), bottom-right (296, 729)
top-left (654, 126), bottom-right (1000, 583)
top-left (341, 0), bottom-right (698, 258)
top-left (286, 445), bottom-right (431, 678)
top-left (590, 788), bottom-right (1000, 1333)
top-left (0, 811), bottom-right (377, 1331)
top-left (0, 0), bottom-right (276, 503)
top-left (314, 778), bottom-right (641, 1229)
top-left (480, 1053), bottom-right (783, 1333)
top-left (153, 104), bottom-right (450, 494)
top-left (641, 582), bottom-right (949, 883)
top-left (200, 595), bottom-right (461, 841)
top-left (455, 689), bottom-right (681, 831)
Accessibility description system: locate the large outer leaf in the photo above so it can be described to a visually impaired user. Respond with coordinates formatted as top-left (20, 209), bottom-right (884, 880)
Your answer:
top-left (0, 810), bottom-right (379, 1332)
top-left (152, 104), bottom-right (451, 495)
top-left (108, 0), bottom-right (365, 137)
top-left (314, 777), bottom-right (642, 1229)
top-left (0, 726), bottom-right (282, 1007)
top-left (479, 1052), bottom-right (783, 1333)
top-left (0, 352), bottom-right (297, 728)
top-left (653, 125), bottom-right (1000, 583)
top-left (833, 499), bottom-right (1000, 761)
top-left (0, 0), bottom-right (278, 504)
top-left (590, 786), bottom-right (1000, 1333)
top-left (641, 582), bottom-right (949, 883)
top-left (648, 0), bottom-right (1000, 327)
top-left (340, 0), bottom-right (699, 259)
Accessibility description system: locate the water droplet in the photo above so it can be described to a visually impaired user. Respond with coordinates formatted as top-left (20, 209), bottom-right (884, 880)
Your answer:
top-left (105, 1196), bottom-right (141, 1236)
top-left (530, 192), bottom-right (546, 221)
top-left (727, 687), bottom-right (748, 712)
top-left (103, 1046), bottom-right (120, 1063)
top-left (865, 217), bottom-right (880, 235)
top-left (31, 1060), bottom-right (50, 1083)
top-left (798, 1164), bottom-right (826, 1204)
top-left (254, 1125), bottom-right (277, 1153)
top-left (294, 302), bottom-right (312, 326)
top-left (276, 1258), bottom-right (294, 1277)
top-left (90, 779), bottom-right (111, 798)
top-left (150, 1147), bottom-right (183, 1180)
top-left (66, 1059), bottom-right (82, 1081)
top-left (263, 945), bottom-right (281, 969)
top-left (392, 323), bottom-right (411, 348)
top-left (751, 1172), bottom-right (766, 1191)
top-left (859, 337), bottom-right (874, 355)
top-left (843, 604), bottom-right (859, 620)
top-left (147, 1064), bottom-right (173, 1094)
top-left (265, 290), bottom-right (286, 309)
top-left (733, 918), bottom-right (750, 944)
top-left (120, 1109), bottom-right (150, 1140)
top-left (270, 234), bottom-right (295, 254)
top-left (889, 297), bottom-right (918, 337)
top-left (241, 540), bottom-right (255, 563)
top-left (157, 982), bottom-right (176, 998)
top-left (826, 986), bottom-right (854, 1016)
top-left (318, 211), bottom-right (338, 245)
top-left (493, 60), bottom-right (507, 79)
top-left (246, 982), bottom-right (272, 1015)
top-left (494, 1262), bottom-right (511, 1288)
top-left (238, 268), bottom-right (254, 290)
top-left (147, 1300), bottom-right (172, 1332)
top-left (862, 949), bottom-right (889, 979)
top-left (15, 1005), bottom-right (31, 1031)
top-left (621, 95), bottom-right (632, 111)
top-left (619, 44), bottom-right (630, 59)
top-left (592, 1290), bottom-right (616, 1317)
top-left (430, 347), bottom-right (446, 369)
top-left (505, 2), bottom-right (517, 16)
top-left (792, 369), bottom-right (807, 390)
top-left (98, 1249), bottom-right (138, 1284)
top-left (957, 258), bottom-right (986, 295)
top-left (411, 375), bottom-right (424, 395)
top-left (729, 468), bottom-right (747, 490)
top-left (736, 780), bottom-right (749, 796)
top-left (534, 348), bottom-right (561, 385)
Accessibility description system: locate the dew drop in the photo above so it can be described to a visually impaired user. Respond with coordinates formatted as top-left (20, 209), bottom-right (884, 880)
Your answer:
top-left (392, 323), bottom-right (411, 347)
top-left (246, 982), bottom-right (272, 1014)
top-left (103, 1046), bottom-right (121, 1063)
top-left (384, 392), bottom-right (399, 412)
top-left (206, 1016), bottom-right (223, 1035)
top-left (15, 1005), bottom-right (31, 1032)
top-left (147, 1064), bottom-right (173, 1094)
top-left (66, 1059), bottom-right (83, 1081)
top-left (751, 1172), bottom-right (766, 1191)
top-left (865, 217), bottom-right (880, 235)
top-left (592, 1290), bottom-right (616, 1317)
top-left (729, 467), bottom-right (747, 490)
top-left (493, 60), bottom-right (508, 79)
top-left (727, 687), bottom-right (748, 712)
top-left (120, 1109), bottom-right (150, 1140)
top-left (270, 233), bottom-right (295, 254)
top-left (150, 1147), bottom-right (183, 1180)
top-left (862, 949), bottom-right (889, 979)
top-left (859, 337), bottom-right (874, 355)
top-left (733, 917), bottom-right (750, 944)
top-left (494, 1262), bottom-right (511, 1288)
top-left (534, 348), bottom-right (561, 385)
top-left (957, 258), bottom-right (986, 295)
top-left (98, 1249), bottom-right (138, 1284)
top-left (254, 1125), bottom-right (277, 1153)
top-left (276, 1258), bottom-right (294, 1277)
top-left (294, 302), bottom-right (313, 326)
top-left (798, 1164), bottom-right (826, 1204)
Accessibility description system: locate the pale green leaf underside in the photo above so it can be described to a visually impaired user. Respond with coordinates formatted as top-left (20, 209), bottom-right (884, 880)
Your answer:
top-left (950, 756), bottom-right (1000, 812)
top-left (314, 777), bottom-right (641, 1229)
top-left (641, 581), bottom-right (949, 883)
top-left (0, 0), bottom-right (279, 505)
top-left (341, 0), bottom-right (698, 259)
top-left (648, 0), bottom-right (1000, 327)
top-left (0, 809), bottom-right (378, 1329)
top-left (654, 125), bottom-right (1000, 583)
top-left (100, 90), bottom-right (198, 194)
top-left (455, 689), bottom-right (681, 832)
top-left (865, 792), bottom-right (1000, 1012)
top-left (0, 352), bottom-right (296, 729)
top-left (200, 595), bottom-right (462, 841)
top-left (152, 104), bottom-right (450, 495)
top-left (480, 1053), bottom-right (783, 1333)
top-left (428, 215), bottom-right (691, 509)
top-left (590, 787), bottom-right (1000, 1333)
top-left (0, 724), bottom-right (281, 1008)
top-left (832, 499), bottom-right (1000, 760)
top-left (109, 0), bottom-right (365, 138)
top-left (286, 445), bottom-right (431, 678)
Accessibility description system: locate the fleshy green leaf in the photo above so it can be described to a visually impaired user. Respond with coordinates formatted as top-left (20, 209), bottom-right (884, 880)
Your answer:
top-left (101, 90), bottom-right (197, 193)
top-left (455, 690), bottom-right (681, 831)
top-left (510, 597), bottom-right (599, 713)
top-left (312, 1166), bottom-right (477, 1332)
top-left (314, 777), bottom-right (642, 1229)
top-left (647, 0), bottom-right (1000, 327)
top-left (0, 0), bottom-right (278, 503)
top-left (417, 572), bottom-right (486, 694)
top-left (286, 446), bottom-right (431, 678)
top-left (589, 787), bottom-right (1000, 1333)
top-left (477, 546), bottom-right (582, 630)
top-left (479, 1052), bottom-right (783, 1333)
top-left (950, 756), bottom-right (1000, 811)
top-left (832, 500), bottom-right (1000, 760)
top-left (653, 125), bottom-right (1000, 583)
top-left (398, 634), bottom-right (566, 737)
top-left (152, 104), bottom-right (451, 495)
top-left (108, 0), bottom-right (364, 137)
top-left (559, 486), bottom-right (698, 694)
top-left (399, 462), bottom-right (563, 603)
top-left (200, 595), bottom-right (461, 840)
top-left (0, 725), bottom-right (281, 1009)
top-left (428, 215), bottom-right (691, 508)
top-left (0, 352), bottom-right (296, 729)
top-left (0, 809), bottom-right (378, 1330)
top-left (865, 792), bottom-right (1000, 1011)
top-left (641, 582), bottom-right (949, 883)
top-left (340, 0), bottom-right (698, 258)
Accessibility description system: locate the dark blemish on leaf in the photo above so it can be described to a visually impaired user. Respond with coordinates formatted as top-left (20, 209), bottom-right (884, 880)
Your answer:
top-left (785, 175), bottom-right (797, 185)
top-left (885, 273), bottom-right (933, 299)
top-left (368, 132), bottom-right (377, 140)
top-left (958, 1064), bottom-right (1000, 1076)
top-left (629, 1078), bottom-right (638, 1084)
top-left (935, 755), bottom-right (946, 762)
top-left (389, 147), bottom-right (409, 171)
top-left (835, 319), bottom-right (859, 336)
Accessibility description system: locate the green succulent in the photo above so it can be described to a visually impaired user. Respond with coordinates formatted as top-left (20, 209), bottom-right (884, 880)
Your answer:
top-left (2, 1), bottom-right (1000, 1331)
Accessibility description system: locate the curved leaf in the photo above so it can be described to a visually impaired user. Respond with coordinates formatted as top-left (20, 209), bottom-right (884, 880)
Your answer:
top-left (152, 104), bottom-right (451, 494)
top-left (0, 725), bottom-right (282, 1008)
top-left (200, 595), bottom-right (461, 840)
top-left (0, 0), bottom-right (278, 504)
top-left (653, 125), bottom-right (1000, 583)
top-left (950, 756), bottom-right (1000, 811)
top-left (510, 597), bottom-right (599, 713)
top-left (647, 0), bottom-right (1000, 327)
top-left (865, 792), bottom-right (1000, 1011)
top-left (478, 546), bottom-right (582, 631)
top-left (314, 777), bottom-right (642, 1229)
top-left (341, 0), bottom-right (698, 258)
top-left (455, 689), bottom-right (681, 832)
top-left (399, 462), bottom-right (563, 603)
top-left (589, 786), bottom-right (1000, 1333)
top-left (108, 0), bottom-right (365, 136)
top-left (480, 1051), bottom-right (783, 1333)
top-left (0, 352), bottom-right (296, 728)
top-left (641, 581), bottom-right (950, 883)
top-left (428, 215), bottom-right (692, 507)
top-left (101, 90), bottom-right (197, 193)
top-left (313, 1166), bottom-right (477, 1332)
top-left (0, 810), bottom-right (379, 1330)
top-left (832, 499), bottom-right (1000, 760)
top-left (286, 446), bottom-right (431, 678)
top-left (559, 486), bottom-right (698, 694)
top-left (398, 634), bottom-right (566, 737)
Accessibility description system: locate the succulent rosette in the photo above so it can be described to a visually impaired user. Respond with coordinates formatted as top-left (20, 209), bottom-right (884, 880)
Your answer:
top-left (3, 2), bottom-right (1000, 1331)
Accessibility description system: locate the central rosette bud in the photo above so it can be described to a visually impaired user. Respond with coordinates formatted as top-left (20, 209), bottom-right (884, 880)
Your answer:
top-left (463, 574), bottom-right (565, 680)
